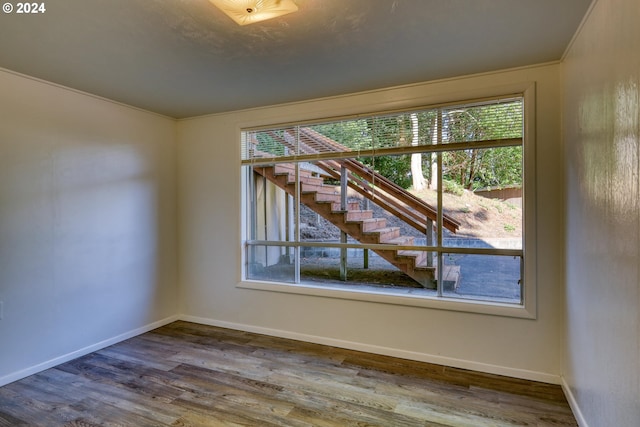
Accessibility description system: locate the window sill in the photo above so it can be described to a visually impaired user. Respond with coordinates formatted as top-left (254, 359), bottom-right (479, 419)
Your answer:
top-left (236, 279), bottom-right (536, 319)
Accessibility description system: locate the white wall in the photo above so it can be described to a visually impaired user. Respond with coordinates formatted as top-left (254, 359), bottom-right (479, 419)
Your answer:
top-left (562, 0), bottom-right (640, 425)
top-left (178, 63), bottom-right (565, 382)
top-left (0, 70), bottom-right (178, 384)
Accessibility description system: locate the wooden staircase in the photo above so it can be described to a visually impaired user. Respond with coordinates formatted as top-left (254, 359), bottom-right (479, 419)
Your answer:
top-left (250, 127), bottom-right (462, 289)
top-left (254, 163), bottom-right (443, 288)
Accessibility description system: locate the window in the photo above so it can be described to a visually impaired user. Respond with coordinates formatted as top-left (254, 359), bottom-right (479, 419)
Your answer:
top-left (240, 94), bottom-right (533, 314)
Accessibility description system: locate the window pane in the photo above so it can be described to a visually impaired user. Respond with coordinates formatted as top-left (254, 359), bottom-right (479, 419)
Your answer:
top-left (242, 98), bottom-right (523, 163)
top-left (300, 246), bottom-right (437, 290)
top-left (298, 157), bottom-right (439, 249)
top-left (440, 146), bottom-right (522, 250)
top-left (243, 126), bottom-right (301, 161)
top-left (442, 100), bottom-right (523, 144)
top-left (246, 244), bottom-right (296, 283)
top-left (250, 164), bottom-right (296, 243)
top-left (242, 95), bottom-right (528, 309)
top-left (442, 253), bottom-right (521, 303)
top-left (298, 161), bottom-right (345, 242)
top-left (308, 119), bottom-right (372, 151)
top-left (352, 153), bottom-right (441, 246)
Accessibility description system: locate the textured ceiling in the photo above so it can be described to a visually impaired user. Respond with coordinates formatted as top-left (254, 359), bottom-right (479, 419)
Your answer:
top-left (0, 0), bottom-right (592, 118)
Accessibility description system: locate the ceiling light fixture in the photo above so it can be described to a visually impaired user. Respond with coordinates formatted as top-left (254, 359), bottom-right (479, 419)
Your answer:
top-left (209, 0), bottom-right (298, 26)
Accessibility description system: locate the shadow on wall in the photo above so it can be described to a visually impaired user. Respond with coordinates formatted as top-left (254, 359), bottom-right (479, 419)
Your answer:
top-left (0, 139), bottom-right (166, 378)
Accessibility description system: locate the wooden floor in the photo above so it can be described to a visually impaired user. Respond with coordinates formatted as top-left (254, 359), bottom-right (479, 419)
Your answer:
top-left (0, 321), bottom-right (577, 426)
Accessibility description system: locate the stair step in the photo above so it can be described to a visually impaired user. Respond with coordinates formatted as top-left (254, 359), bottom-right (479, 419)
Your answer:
top-left (411, 264), bottom-right (459, 290)
top-left (385, 236), bottom-right (415, 246)
top-left (361, 218), bottom-right (387, 231)
top-left (274, 165), bottom-right (314, 178)
top-left (282, 174), bottom-right (324, 186)
top-left (254, 162), bottom-right (442, 289)
top-left (367, 227), bottom-right (400, 242)
top-left (315, 193), bottom-right (341, 202)
top-left (272, 166), bottom-right (321, 184)
top-left (345, 210), bottom-right (374, 221)
top-left (397, 250), bottom-right (428, 265)
top-left (302, 176), bottom-right (325, 185)
top-left (331, 201), bottom-right (360, 211)
top-left (408, 266), bottom-right (437, 288)
top-left (277, 173), bottom-right (321, 186)
top-left (301, 182), bottom-right (339, 195)
top-left (273, 163), bottom-right (306, 173)
top-left (273, 163), bottom-right (324, 176)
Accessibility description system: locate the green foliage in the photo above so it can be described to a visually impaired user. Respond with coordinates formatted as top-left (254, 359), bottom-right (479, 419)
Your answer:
top-left (310, 120), bottom-right (371, 150)
top-left (440, 101), bottom-right (523, 190)
top-left (443, 146), bottom-right (522, 190)
top-left (504, 224), bottom-right (516, 232)
top-left (267, 99), bottom-right (523, 191)
top-left (443, 179), bottom-right (464, 196)
top-left (254, 131), bottom-right (286, 156)
top-left (444, 101), bottom-right (523, 142)
top-left (360, 155), bottom-right (413, 189)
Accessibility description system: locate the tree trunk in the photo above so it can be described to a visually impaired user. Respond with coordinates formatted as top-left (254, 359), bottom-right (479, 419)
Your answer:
top-left (467, 149), bottom-right (477, 189)
top-left (429, 113), bottom-right (439, 190)
top-left (410, 113), bottom-right (426, 191)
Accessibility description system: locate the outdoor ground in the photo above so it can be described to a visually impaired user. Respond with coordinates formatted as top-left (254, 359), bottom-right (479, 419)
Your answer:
top-left (417, 187), bottom-right (522, 238)
top-left (245, 188), bottom-right (524, 302)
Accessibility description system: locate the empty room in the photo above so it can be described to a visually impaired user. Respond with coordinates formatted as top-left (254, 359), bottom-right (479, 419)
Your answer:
top-left (0, 0), bottom-right (638, 426)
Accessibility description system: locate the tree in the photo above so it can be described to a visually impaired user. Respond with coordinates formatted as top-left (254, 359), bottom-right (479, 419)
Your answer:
top-left (441, 101), bottom-right (523, 190)
top-left (410, 113), bottom-right (426, 190)
top-left (307, 100), bottom-right (523, 191)
top-left (428, 111), bottom-right (439, 189)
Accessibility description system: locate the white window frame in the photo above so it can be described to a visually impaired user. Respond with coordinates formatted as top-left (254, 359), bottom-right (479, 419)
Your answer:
top-left (237, 84), bottom-right (536, 319)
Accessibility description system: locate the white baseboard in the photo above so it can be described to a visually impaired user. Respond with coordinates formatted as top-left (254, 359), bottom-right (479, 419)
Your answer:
top-left (180, 315), bottom-right (560, 385)
top-left (0, 313), bottom-right (563, 390)
top-left (0, 315), bottom-right (180, 387)
top-left (561, 376), bottom-right (589, 427)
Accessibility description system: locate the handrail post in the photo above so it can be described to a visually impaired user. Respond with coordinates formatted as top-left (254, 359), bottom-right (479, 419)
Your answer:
top-left (426, 218), bottom-right (434, 267)
top-left (340, 165), bottom-right (348, 281)
top-left (364, 198), bottom-right (370, 269)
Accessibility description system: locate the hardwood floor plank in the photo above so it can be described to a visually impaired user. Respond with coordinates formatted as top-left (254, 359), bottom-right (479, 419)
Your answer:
top-left (57, 352), bottom-right (186, 402)
top-left (96, 341), bottom-right (183, 372)
top-left (50, 358), bottom-right (188, 424)
top-left (62, 419), bottom-right (102, 427)
top-left (171, 394), bottom-right (298, 427)
top-left (0, 373), bottom-right (94, 425)
top-left (0, 410), bottom-right (27, 427)
top-left (169, 363), bottom-right (285, 396)
top-left (68, 397), bottom-right (168, 427)
top-left (0, 321), bottom-right (577, 426)
top-left (342, 350), bottom-right (568, 403)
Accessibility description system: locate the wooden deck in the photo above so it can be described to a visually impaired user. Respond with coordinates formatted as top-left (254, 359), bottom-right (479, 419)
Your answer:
top-left (0, 321), bottom-right (577, 426)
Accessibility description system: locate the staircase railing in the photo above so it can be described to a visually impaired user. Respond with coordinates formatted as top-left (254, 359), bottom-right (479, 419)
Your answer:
top-left (265, 128), bottom-right (460, 234)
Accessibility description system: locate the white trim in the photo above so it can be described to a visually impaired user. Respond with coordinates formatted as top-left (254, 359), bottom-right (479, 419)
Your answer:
top-left (236, 81), bottom-right (537, 131)
top-left (238, 81), bottom-right (537, 319)
top-left (522, 82), bottom-right (537, 316)
top-left (180, 314), bottom-right (559, 385)
top-left (237, 280), bottom-right (534, 319)
top-left (561, 376), bottom-right (590, 427)
top-left (0, 315), bottom-right (180, 387)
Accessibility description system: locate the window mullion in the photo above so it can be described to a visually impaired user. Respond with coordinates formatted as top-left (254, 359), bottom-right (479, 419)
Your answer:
top-left (294, 128), bottom-right (301, 284)
top-left (436, 109), bottom-right (444, 297)
top-left (241, 137), bottom-right (522, 167)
